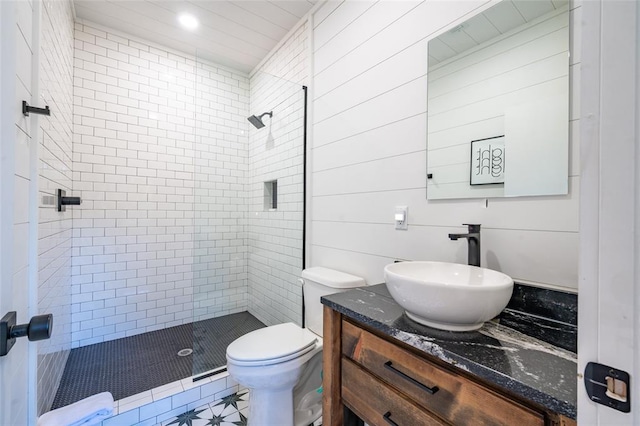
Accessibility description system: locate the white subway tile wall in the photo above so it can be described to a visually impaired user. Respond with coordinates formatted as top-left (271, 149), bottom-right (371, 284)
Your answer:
top-left (247, 23), bottom-right (307, 326)
top-left (72, 23), bottom-right (250, 347)
top-left (309, 1), bottom-right (581, 291)
top-left (37, 0), bottom-right (75, 414)
top-left (192, 60), bottom-right (249, 322)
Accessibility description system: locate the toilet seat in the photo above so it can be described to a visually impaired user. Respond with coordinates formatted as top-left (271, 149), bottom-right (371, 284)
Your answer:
top-left (226, 323), bottom-right (319, 366)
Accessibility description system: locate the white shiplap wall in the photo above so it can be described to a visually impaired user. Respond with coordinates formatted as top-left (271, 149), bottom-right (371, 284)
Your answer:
top-left (247, 22), bottom-right (307, 326)
top-left (37, 0), bottom-right (74, 414)
top-left (72, 23), bottom-right (250, 347)
top-left (309, 0), bottom-right (581, 291)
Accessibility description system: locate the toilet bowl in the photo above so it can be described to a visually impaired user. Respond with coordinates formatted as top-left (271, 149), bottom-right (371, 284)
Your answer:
top-left (227, 323), bottom-right (323, 426)
top-left (226, 267), bottom-right (366, 426)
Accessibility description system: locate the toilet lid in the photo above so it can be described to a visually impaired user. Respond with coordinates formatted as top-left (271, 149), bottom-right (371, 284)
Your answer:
top-left (226, 323), bottom-right (318, 366)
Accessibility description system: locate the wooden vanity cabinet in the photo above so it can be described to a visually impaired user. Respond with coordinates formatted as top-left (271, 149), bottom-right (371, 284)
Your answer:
top-left (322, 306), bottom-right (576, 426)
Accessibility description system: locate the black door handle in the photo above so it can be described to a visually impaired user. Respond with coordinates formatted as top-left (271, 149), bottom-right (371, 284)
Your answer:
top-left (0, 312), bottom-right (53, 356)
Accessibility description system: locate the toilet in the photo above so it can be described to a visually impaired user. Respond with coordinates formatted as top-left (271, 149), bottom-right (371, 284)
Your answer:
top-left (226, 267), bottom-right (366, 426)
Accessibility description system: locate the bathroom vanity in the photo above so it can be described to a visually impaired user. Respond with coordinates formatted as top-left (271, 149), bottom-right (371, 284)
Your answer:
top-left (321, 284), bottom-right (577, 426)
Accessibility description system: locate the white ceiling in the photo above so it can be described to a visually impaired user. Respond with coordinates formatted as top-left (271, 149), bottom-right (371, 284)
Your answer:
top-left (73, 0), bottom-right (317, 74)
top-left (429, 0), bottom-right (569, 66)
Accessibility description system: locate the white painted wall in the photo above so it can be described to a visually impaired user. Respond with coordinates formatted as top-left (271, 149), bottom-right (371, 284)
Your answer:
top-left (247, 22), bottom-right (307, 326)
top-left (37, 0), bottom-right (74, 415)
top-left (309, 0), bottom-right (581, 291)
top-left (0, 1), bottom-right (36, 423)
top-left (72, 23), bottom-right (249, 347)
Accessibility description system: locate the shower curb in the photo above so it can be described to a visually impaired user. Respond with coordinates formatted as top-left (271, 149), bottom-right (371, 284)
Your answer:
top-left (99, 370), bottom-right (242, 425)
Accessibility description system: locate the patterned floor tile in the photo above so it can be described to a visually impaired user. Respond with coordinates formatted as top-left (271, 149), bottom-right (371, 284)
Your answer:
top-left (234, 397), bottom-right (249, 413)
top-left (213, 391), bottom-right (248, 412)
top-left (209, 402), bottom-right (239, 419)
top-left (163, 390), bottom-right (325, 426)
top-left (164, 406), bottom-right (212, 426)
top-left (214, 410), bottom-right (247, 426)
top-left (164, 392), bottom-right (248, 426)
top-left (238, 407), bottom-right (249, 419)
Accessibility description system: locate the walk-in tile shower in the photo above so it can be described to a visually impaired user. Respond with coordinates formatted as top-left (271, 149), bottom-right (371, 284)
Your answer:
top-left (50, 23), bottom-right (307, 408)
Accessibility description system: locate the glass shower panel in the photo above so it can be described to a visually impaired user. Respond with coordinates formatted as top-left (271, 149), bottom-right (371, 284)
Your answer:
top-left (190, 58), bottom-right (306, 378)
top-left (245, 72), bottom-right (306, 328)
top-left (190, 56), bottom-right (251, 378)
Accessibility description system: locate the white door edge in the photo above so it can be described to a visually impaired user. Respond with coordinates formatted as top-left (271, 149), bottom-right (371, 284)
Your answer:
top-left (28, 0), bottom-right (42, 423)
top-left (578, 0), bottom-right (639, 424)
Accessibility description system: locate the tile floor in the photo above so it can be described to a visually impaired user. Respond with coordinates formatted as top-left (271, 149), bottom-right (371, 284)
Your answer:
top-left (161, 391), bottom-right (249, 426)
top-left (160, 391), bottom-right (324, 426)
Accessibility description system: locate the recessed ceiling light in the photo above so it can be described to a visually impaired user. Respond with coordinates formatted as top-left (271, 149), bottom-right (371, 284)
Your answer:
top-left (178, 13), bottom-right (198, 30)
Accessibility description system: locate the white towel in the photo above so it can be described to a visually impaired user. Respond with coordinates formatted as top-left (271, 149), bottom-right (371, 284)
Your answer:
top-left (37, 392), bottom-right (114, 426)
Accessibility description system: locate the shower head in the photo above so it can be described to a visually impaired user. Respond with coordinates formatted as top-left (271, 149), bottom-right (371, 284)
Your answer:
top-left (248, 111), bottom-right (273, 129)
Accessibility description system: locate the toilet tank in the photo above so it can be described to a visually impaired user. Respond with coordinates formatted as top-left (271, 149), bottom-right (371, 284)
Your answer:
top-left (302, 267), bottom-right (366, 337)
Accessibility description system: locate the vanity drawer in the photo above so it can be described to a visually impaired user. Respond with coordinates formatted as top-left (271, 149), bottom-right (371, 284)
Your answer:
top-left (342, 357), bottom-right (446, 426)
top-left (342, 320), bottom-right (544, 426)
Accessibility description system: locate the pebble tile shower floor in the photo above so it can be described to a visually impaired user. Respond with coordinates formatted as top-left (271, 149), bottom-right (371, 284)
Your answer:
top-left (52, 312), bottom-right (265, 408)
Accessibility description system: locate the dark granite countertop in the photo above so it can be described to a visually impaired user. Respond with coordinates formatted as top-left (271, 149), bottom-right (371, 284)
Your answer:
top-left (321, 284), bottom-right (577, 420)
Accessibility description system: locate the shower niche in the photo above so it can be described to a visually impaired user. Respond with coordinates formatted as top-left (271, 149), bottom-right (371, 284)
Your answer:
top-left (264, 180), bottom-right (278, 210)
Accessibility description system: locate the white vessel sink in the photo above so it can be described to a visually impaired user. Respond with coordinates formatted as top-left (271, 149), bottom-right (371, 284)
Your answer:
top-left (384, 261), bottom-right (514, 332)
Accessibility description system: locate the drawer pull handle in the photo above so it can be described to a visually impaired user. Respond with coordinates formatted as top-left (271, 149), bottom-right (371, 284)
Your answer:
top-left (384, 361), bottom-right (439, 395)
top-left (383, 411), bottom-right (399, 426)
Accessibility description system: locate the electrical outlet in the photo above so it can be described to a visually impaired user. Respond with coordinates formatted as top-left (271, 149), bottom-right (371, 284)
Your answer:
top-left (395, 206), bottom-right (408, 230)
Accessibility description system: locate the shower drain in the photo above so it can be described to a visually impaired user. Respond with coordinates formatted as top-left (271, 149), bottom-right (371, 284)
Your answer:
top-left (177, 348), bottom-right (193, 357)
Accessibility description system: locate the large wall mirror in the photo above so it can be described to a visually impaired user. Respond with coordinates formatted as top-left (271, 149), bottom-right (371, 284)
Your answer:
top-left (426, 0), bottom-right (570, 200)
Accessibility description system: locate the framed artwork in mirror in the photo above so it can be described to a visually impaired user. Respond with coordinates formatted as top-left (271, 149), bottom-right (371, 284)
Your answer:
top-left (470, 135), bottom-right (505, 186)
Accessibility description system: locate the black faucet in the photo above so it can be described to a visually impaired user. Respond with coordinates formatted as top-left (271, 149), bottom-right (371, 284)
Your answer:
top-left (448, 224), bottom-right (481, 267)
